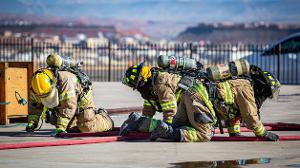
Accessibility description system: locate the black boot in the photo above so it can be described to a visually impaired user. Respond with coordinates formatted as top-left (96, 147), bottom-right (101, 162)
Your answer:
top-left (119, 112), bottom-right (142, 135)
top-left (229, 133), bottom-right (242, 137)
top-left (150, 121), bottom-right (181, 142)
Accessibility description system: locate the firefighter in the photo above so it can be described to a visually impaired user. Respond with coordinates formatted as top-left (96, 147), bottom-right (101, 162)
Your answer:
top-left (120, 63), bottom-right (216, 142)
top-left (213, 65), bottom-right (280, 141)
top-left (121, 63), bottom-right (181, 124)
top-left (25, 68), bottom-right (113, 135)
top-left (121, 62), bottom-right (280, 142)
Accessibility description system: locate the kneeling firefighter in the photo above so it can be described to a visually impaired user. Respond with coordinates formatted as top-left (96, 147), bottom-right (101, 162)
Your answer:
top-left (25, 54), bottom-right (113, 135)
top-left (120, 56), bottom-right (216, 142)
top-left (207, 60), bottom-right (281, 141)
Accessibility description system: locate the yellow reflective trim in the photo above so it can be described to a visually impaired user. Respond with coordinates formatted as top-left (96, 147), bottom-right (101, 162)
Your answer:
top-left (253, 125), bottom-right (266, 136)
top-left (187, 127), bottom-right (197, 142)
top-left (149, 119), bottom-right (158, 132)
top-left (130, 75), bottom-right (135, 80)
top-left (161, 106), bottom-right (176, 112)
top-left (161, 101), bottom-right (176, 106)
top-left (271, 81), bottom-right (276, 85)
top-left (228, 124), bottom-right (241, 133)
top-left (133, 65), bottom-right (137, 68)
top-left (144, 100), bottom-right (156, 107)
top-left (193, 83), bottom-right (216, 121)
top-left (143, 101), bottom-right (152, 106)
top-left (164, 119), bottom-right (172, 124)
top-left (59, 90), bottom-right (76, 101)
top-left (268, 75), bottom-right (273, 80)
top-left (57, 117), bottom-right (70, 128)
top-left (176, 89), bottom-right (183, 103)
top-left (187, 128), bottom-right (194, 142)
top-left (28, 114), bottom-right (40, 123)
top-left (191, 128), bottom-right (198, 141)
top-left (221, 81), bottom-right (233, 105)
top-left (160, 101), bottom-right (176, 112)
top-left (79, 89), bottom-right (93, 108)
top-left (41, 106), bottom-right (48, 120)
top-left (132, 69), bottom-right (137, 73)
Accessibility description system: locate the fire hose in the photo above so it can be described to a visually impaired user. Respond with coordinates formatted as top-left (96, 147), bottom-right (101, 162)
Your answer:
top-left (0, 107), bottom-right (300, 150)
top-left (1, 123), bottom-right (300, 150)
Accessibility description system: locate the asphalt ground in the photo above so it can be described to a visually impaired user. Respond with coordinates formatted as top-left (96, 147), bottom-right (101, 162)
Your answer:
top-left (0, 83), bottom-right (299, 168)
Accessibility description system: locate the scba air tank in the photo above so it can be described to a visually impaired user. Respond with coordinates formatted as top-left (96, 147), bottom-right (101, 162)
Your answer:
top-left (206, 59), bottom-right (250, 81)
top-left (46, 54), bottom-right (75, 68)
top-left (157, 55), bottom-right (197, 70)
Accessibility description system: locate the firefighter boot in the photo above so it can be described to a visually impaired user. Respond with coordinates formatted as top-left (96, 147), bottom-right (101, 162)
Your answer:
top-left (150, 121), bottom-right (181, 142)
top-left (25, 123), bottom-right (37, 132)
top-left (229, 133), bottom-right (242, 137)
top-left (263, 131), bottom-right (279, 141)
top-left (119, 112), bottom-right (142, 135)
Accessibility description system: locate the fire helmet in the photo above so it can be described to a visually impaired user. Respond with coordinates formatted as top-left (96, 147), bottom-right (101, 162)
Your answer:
top-left (122, 63), bottom-right (152, 89)
top-left (31, 68), bottom-right (59, 108)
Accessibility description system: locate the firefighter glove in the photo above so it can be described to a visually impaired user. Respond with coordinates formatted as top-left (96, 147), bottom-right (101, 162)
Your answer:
top-left (25, 123), bottom-right (36, 132)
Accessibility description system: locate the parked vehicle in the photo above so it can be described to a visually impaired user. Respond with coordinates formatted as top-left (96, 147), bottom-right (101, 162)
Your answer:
top-left (243, 32), bottom-right (300, 84)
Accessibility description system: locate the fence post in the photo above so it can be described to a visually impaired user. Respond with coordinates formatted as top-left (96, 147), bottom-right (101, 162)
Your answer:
top-left (189, 43), bottom-right (193, 59)
top-left (277, 44), bottom-right (281, 81)
top-left (31, 38), bottom-right (35, 70)
top-left (108, 41), bottom-right (111, 82)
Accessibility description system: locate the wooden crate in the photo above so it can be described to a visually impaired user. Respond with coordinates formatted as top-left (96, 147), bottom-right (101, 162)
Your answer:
top-left (0, 62), bottom-right (33, 125)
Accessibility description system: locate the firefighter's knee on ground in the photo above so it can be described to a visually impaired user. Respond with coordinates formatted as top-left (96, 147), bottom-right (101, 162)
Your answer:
top-left (119, 112), bottom-right (142, 135)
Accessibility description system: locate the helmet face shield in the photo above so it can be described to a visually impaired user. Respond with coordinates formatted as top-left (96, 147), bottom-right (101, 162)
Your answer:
top-left (269, 79), bottom-right (281, 99)
top-left (40, 87), bottom-right (59, 108)
top-left (270, 86), bottom-right (280, 99)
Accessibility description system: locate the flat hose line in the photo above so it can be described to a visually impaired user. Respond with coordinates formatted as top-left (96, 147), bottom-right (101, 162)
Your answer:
top-left (59, 122), bottom-right (300, 138)
top-left (1, 122), bottom-right (300, 150)
top-left (0, 132), bottom-right (149, 150)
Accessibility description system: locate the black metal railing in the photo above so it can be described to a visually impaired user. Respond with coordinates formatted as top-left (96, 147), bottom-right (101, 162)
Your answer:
top-left (0, 38), bottom-right (299, 84)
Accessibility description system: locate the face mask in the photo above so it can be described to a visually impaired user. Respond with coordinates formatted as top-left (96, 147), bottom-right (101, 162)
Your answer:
top-left (40, 87), bottom-right (59, 108)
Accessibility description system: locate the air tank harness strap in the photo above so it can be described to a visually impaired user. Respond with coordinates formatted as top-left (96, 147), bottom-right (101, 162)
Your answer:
top-left (205, 82), bottom-right (224, 134)
top-left (175, 88), bottom-right (184, 104)
top-left (220, 81), bottom-right (240, 134)
top-left (145, 99), bottom-right (162, 112)
top-left (193, 82), bottom-right (217, 125)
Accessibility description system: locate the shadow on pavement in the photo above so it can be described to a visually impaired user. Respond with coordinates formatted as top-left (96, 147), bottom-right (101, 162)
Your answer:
top-left (0, 130), bottom-right (52, 137)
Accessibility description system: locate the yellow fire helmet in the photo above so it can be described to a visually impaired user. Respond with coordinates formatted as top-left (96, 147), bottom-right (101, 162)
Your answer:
top-left (31, 68), bottom-right (59, 108)
top-left (122, 62), bottom-right (152, 90)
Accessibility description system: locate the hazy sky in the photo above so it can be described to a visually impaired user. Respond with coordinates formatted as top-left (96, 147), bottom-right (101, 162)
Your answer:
top-left (1, 0), bottom-right (300, 23)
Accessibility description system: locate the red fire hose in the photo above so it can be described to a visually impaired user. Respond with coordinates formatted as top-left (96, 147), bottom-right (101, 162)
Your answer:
top-left (0, 105), bottom-right (300, 150)
top-left (0, 132), bottom-right (149, 150)
top-left (107, 107), bottom-right (143, 115)
top-left (59, 122), bottom-right (300, 138)
top-left (1, 128), bottom-right (300, 150)
top-left (212, 136), bottom-right (300, 141)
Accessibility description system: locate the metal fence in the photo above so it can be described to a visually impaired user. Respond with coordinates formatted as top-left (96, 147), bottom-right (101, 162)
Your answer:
top-left (0, 38), bottom-right (299, 84)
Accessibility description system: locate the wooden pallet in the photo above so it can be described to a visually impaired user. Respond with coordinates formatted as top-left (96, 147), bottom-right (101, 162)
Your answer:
top-left (0, 62), bottom-right (33, 125)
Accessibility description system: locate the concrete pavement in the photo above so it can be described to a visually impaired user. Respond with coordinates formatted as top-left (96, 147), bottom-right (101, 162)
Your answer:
top-left (0, 83), bottom-right (299, 168)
